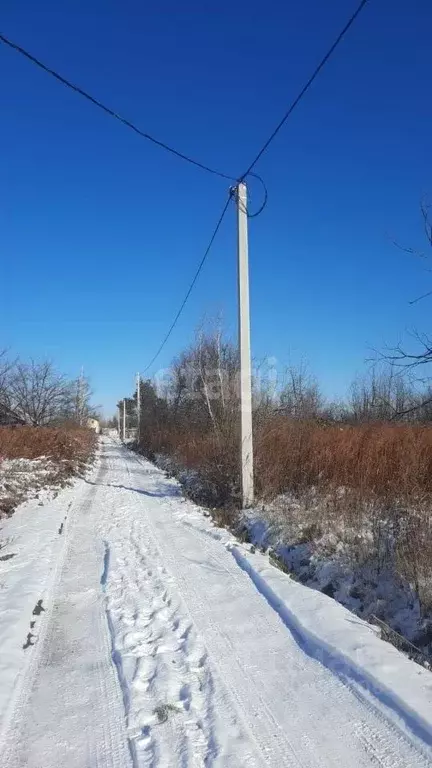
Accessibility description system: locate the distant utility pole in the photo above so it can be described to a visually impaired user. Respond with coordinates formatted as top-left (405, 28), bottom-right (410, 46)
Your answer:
top-left (136, 372), bottom-right (141, 443)
top-left (122, 398), bottom-right (126, 441)
top-left (236, 181), bottom-right (254, 507)
top-left (117, 403), bottom-right (121, 438)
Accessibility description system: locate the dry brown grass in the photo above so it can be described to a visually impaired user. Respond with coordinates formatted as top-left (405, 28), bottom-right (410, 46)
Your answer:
top-left (142, 426), bottom-right (240, 508)
top-left (142, 419), bottom-right (432, 506)
top-left (255, 419), bottom-right (432, 503)
top-left (0, 426), bottom-right (98, 518)
top-left (0, 426), bottom-right (97, 468)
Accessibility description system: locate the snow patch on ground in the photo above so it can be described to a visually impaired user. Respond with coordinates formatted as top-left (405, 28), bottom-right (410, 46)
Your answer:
top-left (0, 456), bottom-right (72, 518)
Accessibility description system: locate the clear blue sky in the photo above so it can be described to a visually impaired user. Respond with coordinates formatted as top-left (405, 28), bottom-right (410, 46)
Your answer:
top-left (2, 0), bottom-right (431, 416)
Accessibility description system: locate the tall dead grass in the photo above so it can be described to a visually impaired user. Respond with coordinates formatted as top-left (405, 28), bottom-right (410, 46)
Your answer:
top-left (0, 426), bottom-right (97, 468)
top-left (255, 419), bottom-right (432, 503)
top-left (142, 419), bottom-right (432, 506)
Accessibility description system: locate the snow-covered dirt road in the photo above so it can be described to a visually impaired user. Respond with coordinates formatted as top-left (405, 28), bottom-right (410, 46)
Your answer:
top-left (1, 436), bottom-right (432, 767)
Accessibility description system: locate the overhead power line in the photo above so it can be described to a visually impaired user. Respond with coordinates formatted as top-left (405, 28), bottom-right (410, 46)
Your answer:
top-left (0, 33), bottom-right (235, 182)
top-left (240, 0), bottom-right (369, 180)
top-left (141, 0), bottom-right (369, 371)
top-left (1, 0), bottom-right (369, 375)
top-left (142, 194), bottom-right (232, 373)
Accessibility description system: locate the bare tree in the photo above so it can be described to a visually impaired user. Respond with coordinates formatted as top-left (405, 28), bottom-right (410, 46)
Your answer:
top-left (167, 326), bottom-right (239, 435)
top-left (385, 331), bottom-right (432, 372)
top-left (279, 363), bottom-right (323, 420)
top-left (197, 331), bottom-right (218, 432)
top-left (386, 199), bottom-right (432, 365)
top-left (62, 373), bottom-right (98, 425)
top-left (391, 199), bottom-right (432, 303)
top-left (349, 365), bottom-right (417, 423)
top-left (8, 360), bottom-right (68, 426)
top-left (252, 357), bottom-right (279, 425)
top-left (377, 199), bottom-right (432, 418)
top-left (0, 350), bottom-right (15, 421)
top-left (0, 350), bottom-right (10, 389)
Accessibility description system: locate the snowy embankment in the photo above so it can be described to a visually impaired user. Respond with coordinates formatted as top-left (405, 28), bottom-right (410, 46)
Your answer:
top-left (0, 425), bottom-right (97, 518)
top-left (243, 498), bottom-right (432, 665)
top-left (0, 456), bottom-right (67, 517)
top-left (1, 436), bottom-right (432, 766)
top-left (151, 450), bottom-right (432, 665)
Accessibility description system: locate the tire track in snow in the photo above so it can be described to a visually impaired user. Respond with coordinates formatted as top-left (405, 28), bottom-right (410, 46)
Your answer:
top-left (0, 494), bottom-right (77, 753)
top-left (0, 491), bottom-right (83, 756)
top-left (171, 507), bottom-right (432, 768)
top-left (102, 539), bottom-right (139, 768)
top-left (147, 508), bottom-right (319, 768)
top-left (175, 513), bottom-right (432, 767)
top-left (97, 442), bottom-right (264, 765)
top-left (1, 458), bottom-right (132, 768)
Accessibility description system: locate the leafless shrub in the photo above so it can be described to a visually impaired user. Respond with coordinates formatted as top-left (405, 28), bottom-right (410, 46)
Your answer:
top-left (396, 514), bottom-right (432, 613)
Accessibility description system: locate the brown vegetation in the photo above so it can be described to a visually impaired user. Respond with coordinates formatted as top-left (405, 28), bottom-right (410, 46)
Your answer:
top-left (255, 418), bottom-right (432, 502)
top-left (0, 426), bottom-right (97, 468)
top-left (138, 418), bottom-right (432, 517)
top-left (0, 427), bottom-right (97, 517)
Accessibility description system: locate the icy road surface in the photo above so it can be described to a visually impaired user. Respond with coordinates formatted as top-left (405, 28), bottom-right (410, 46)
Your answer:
top-left (1, 436), bottom-right (432, 767)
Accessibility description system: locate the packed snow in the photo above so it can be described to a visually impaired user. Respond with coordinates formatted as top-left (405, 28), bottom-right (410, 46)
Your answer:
top-left (1, 435), bottom-right (432, 767)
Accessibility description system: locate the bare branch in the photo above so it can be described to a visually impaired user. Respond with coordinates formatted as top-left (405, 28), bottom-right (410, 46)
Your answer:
top-left (421, 198), bottom-right (432, 247)
top-left (409, 288), bottom-right (432, 305)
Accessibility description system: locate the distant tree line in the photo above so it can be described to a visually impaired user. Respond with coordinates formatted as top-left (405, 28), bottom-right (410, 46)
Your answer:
top-left (116, 323), bottom-right (432, 459)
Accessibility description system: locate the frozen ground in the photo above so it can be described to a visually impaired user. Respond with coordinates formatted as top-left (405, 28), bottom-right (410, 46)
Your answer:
top-left (243, 494), bottom-right (432, 663)
top-left (0, 456), bottom-right (71, 517)
top-left (1, 435), bottom-right (432, 767)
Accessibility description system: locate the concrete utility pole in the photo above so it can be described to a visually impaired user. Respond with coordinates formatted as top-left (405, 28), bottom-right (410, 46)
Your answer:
top-left (117, 404), bottom-right (121, 438)
top-left (236, 181), bottom-right (254, 507)
top-left (122, 398), bottom-right (126, 441)
top-left (136, 372), bottom-right (141, 443)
